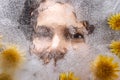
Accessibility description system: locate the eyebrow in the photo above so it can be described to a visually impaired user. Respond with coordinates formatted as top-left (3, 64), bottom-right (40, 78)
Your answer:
top-left (35, 25), bottom-right (54, 38)
top-left (64, 26), bottom-right (84, 39)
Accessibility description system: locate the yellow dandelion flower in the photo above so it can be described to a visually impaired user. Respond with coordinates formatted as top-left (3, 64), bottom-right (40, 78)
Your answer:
top-left (59, 72), bottom-right (79, 80)
top-left (110, 41), bottom-right (120, 58)
top-left (108, 13), bottom-right (120, 30)
top-left (0, 34), bottom-right (3, 49)
top-left (0, 45), bottom-right (25, 70)
top-left (91, 55), bottom-right (120, 80)
top-left (0, 73), bottom-right (13, 80)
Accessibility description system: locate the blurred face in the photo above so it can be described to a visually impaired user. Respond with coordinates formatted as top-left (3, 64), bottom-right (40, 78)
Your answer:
top-left (31, 1), bottom-right (94, 65)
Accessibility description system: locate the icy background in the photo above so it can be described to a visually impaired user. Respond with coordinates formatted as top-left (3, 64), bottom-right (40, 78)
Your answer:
top-left (0, 0), bottom-right (120, 80)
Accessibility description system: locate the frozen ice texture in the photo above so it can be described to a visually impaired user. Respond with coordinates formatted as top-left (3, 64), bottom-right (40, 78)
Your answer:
top-left (0, 0), bottom-right (120, 80)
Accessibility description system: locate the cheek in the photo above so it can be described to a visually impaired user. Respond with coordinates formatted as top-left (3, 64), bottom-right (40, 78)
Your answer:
top-left (73, 43), bottom-right (89, 49)
top-left (33, 38), bottom-right (51, 51)
top-left (70, 43), bottom-right (90, 57)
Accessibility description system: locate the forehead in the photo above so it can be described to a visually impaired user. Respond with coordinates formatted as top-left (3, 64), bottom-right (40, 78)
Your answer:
top-left (36, 3), bottom-right (78, 27)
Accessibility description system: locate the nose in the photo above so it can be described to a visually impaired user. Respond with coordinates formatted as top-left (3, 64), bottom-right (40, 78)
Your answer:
top-left (51, 34), bottom-right (60, 49)
top-left (51, 33), bottom-right (67, 54)
top-left (38, 34), bottom-right (68, 65)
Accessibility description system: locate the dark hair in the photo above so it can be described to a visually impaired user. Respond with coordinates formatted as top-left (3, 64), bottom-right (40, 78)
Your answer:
top-left (19, 0), bottom-right (40, 25)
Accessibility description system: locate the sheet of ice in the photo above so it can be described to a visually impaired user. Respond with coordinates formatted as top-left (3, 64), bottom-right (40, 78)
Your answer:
top-left (0, 0), bottom-right (120, 80)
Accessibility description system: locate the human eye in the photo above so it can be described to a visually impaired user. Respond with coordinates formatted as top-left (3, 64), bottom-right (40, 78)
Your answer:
top-left (72, 33), bottom-right (84, 39)
top-left (35, 25), bottom-right (54, 39)
top-left (64, 26), bottom-right (84, 40)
